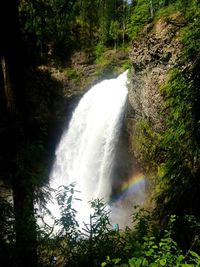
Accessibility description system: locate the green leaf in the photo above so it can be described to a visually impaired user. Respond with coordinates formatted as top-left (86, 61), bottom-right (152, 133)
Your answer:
top-left (176, 255), bottom-right (184, 263)
top-left (128, 258), bottom-right (139, 267)
top-left (159, 258), bottom-right (166, 266)
top-left (190, 251), bottom-right (200, 259)
top-left (112, 258), bottom-right (121, 264)
top-left (152, 245), bottom-right (158, 249)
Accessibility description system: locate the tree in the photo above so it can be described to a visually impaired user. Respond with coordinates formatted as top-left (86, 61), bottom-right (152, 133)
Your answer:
top-left (109, 20), bottom-right (120, 50)
top-left (127, 0), bottom-right (151, 39)
top-left (0, 1), bottom-right (38, 266)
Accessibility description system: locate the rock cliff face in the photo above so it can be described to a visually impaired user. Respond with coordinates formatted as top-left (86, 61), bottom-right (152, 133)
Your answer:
top-left (128, 13), bottom-right (185, 130)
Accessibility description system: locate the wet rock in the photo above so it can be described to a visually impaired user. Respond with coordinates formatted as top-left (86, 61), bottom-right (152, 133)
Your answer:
top-left (128, 15), bottom-right (183, 131)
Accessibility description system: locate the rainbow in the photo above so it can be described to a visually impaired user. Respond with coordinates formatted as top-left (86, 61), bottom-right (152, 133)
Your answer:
top-left (110, 172), bottom-right (145, 205)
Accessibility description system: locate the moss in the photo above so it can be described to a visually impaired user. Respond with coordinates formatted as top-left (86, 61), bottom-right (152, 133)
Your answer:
top-left (63, 67), bottom-right (80, 80)
top-left (130, 120), bottom-right (162, 170)
top-left (154, 3), bottom-right (180, 20)
top-left (95, 49), bottom-right (129, 78)
top-left (128, 119), bottom-right (164, 196)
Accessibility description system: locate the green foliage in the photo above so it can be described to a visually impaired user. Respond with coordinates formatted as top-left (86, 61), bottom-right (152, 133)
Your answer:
top-left (156, 33), bottom-right (200, 221)
top-left (19, 0), bottom-right (132, 62)
top-left (154, 3), bottom-right (180, 19)
top-left (101, 215), bottom-right (200, 267)
top-left (161, 69), bottom-right (195, 154)
top-left (56, 183), bottom-right (80, 237)
top-left (19, 0), bottom-right (80, 48)
top-left (38, 184), bottom-right (124, 267)
top-left (95, 57), bottom-right (116, 77)
top-left (37, 185), bottom-right (200, 267)
top-left (94, 43), bottom-right (106, 60)
top-left (109, 20), bottom-right (120, 49)
top-left (63, 67), bottom-right (80, 80)
top-left (127, 0), bottom-right (151, 40)
top-left (95, 49), bottom-right (129, 78)
top-left (130, 119), bottom-right (163, 174)
top-left (127, 0), bottom-right (200, 251)
top-left (181, 5), bottom-right (200, 62)
top-left (121, 59), bottom-right (132, 71)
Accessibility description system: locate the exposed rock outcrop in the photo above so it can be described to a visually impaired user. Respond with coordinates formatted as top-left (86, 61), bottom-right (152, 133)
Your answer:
top-left (128, 13), bottom-right (184, 130)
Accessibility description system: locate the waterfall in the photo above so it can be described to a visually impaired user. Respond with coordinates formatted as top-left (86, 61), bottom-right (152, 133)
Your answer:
top-left (49, 71), bottom-right (128, 225)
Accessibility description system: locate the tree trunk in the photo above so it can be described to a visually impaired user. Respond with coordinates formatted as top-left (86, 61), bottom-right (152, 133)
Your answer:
top-left (149, 0), bottom-right (154, 18)
top-left (13, 180), bottom-right (38, 267)
top-left (1, 56), bottom-right (15, 110)
top-left (0, 1), bottom-right (38, 266)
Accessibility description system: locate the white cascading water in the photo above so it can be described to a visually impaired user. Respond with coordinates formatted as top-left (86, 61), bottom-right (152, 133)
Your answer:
top-left (49, 71), bottom-right (128, 225)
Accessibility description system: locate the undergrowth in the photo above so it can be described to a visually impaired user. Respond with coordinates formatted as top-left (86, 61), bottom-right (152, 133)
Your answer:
top-left (36, 185), bottom-right (200, 267)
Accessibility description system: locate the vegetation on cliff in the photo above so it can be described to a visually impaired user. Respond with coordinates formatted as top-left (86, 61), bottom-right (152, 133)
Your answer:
top-left (129, 0), bottom-right (200, 254)
top-left (0, 0), bottom-right (200, 266)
